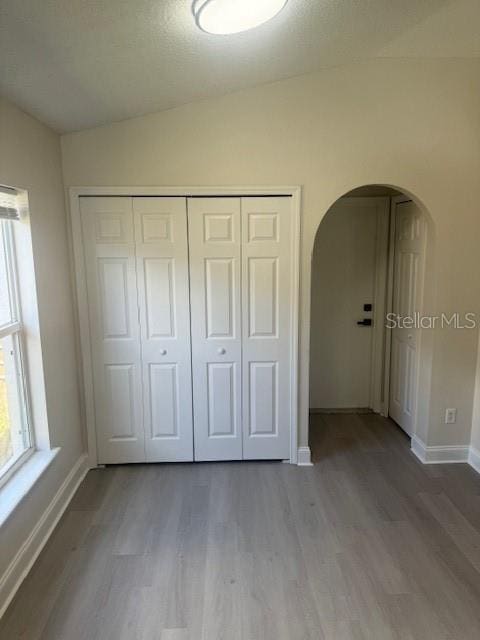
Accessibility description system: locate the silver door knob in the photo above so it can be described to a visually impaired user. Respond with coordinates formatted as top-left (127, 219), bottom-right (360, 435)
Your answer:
top-left (218, 348), bottom-right (226, 355)
top-left (160, 349), bottom-right (167, 355)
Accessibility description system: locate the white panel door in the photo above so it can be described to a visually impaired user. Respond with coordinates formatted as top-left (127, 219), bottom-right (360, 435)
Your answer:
top-left (80, 197), bottom-right (145, 463)
top-left (133, 197), bottom-right (193, 462)
top-left (188, 198), bottom-right (242, 461)
top-left (389, 200), bottom-right (426, 436)
top-left (241, 197), bottom-right (292, 459)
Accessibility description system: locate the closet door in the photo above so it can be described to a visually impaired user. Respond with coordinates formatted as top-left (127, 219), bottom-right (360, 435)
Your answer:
top-left (188, 198), bottom-right (242, 461)
top-left (80, 197), bottom-right (145, 464)
top-left (133, 197), bottom-right (193, 461)
top-left (241, 197), bottom-right (292, 460)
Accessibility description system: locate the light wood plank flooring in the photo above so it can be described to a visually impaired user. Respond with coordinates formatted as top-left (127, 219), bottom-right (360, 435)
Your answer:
top-left (2, 413), bottom-right (480, 639)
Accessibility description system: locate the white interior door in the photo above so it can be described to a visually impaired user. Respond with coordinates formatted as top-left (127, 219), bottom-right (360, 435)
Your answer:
top-left (389, 199), bottom-right (426, 436)
top-left (80, 197), bottom-right (145, 463)
top-left (241, 197), bottom-right (292, 460)
top-left (133, 197), bottom-right (193, 461)
top-left (188, 198), bottom-right (242, 461)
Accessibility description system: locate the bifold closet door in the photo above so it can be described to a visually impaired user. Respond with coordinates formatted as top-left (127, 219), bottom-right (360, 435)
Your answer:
top-left (80, 197), bottom-right (144, 463)
top-left (188, 198), bottom-right (243, 461)
top-left (80, 196), bottom-right (194, 464)
top-left (81, 194), bottom-right (294, 464)
top-left (133, 197), bottom-right (194, 461)
top-left (188, 196), bottom-right (293, 461)
top-left (241, 197), bottom-right (292, 460)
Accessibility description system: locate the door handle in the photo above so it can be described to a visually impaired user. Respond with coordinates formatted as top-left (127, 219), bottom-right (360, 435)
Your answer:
top-left (160, 349), bottom-right (167, 356)
top-left (218, 348), bottom-right (226, 355)
top-left (357, 319), bottom-right (372, 327)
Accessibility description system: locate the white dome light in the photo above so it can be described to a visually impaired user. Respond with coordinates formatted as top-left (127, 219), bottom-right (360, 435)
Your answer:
top-left (192, 0), bottom-right (288, 35)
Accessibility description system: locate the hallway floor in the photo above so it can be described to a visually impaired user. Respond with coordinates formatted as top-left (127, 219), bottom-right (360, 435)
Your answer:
top-left (2, 413), bottom-right (480, 639)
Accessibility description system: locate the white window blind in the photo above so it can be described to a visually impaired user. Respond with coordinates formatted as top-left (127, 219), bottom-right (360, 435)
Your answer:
top-left (0, 187), bottom-right (20, 220)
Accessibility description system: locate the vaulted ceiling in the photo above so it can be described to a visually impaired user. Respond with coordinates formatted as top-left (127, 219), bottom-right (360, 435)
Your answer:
top-left (1, 0), bottom-right (479, 133)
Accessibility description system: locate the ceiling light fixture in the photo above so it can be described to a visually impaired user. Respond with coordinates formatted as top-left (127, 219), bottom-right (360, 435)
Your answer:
top-left (192, 0), bottom-right (288, 35)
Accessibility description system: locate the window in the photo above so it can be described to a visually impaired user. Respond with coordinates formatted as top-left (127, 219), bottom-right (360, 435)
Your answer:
top-left (0, 187), bottom-right (32, 483)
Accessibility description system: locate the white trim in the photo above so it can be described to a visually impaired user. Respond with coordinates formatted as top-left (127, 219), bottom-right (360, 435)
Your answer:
top-left (370, 198), bottom-right (390, 413)
top-left (468, 446), bottom-right (480, 474)
top-left (0, 449), bottom-right (58, 524)
top-left (382, 199), bottom-right (396, 417)
top-left (68, 186), bottom-right (301, 466)
top-left (410, 434), bottom-right (425, 462)
top-left (410, 434), bottom-right (427, 462)
top-left (289, 188), bottom-right (301, 464)
top-left (411, 440), bottom-right (480, 475)
top-left (69, 186), bottom-right (301, 198)
top-left (411, 435), bottom-right (469, 464)
top-left (0, 321), bottom-right (21, 340)
top-left (0, 453), bottom-right (89, 618)
top-left (297, 446), bottom-right (313, 466)
top-left (11, 201), bottom-right (51, 451)
top-left (0, 447), bottom-right (35, 493)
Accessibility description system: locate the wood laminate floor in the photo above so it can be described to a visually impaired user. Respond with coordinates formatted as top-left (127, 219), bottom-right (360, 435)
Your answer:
top-left (2, 413), bottom-right (480, 639)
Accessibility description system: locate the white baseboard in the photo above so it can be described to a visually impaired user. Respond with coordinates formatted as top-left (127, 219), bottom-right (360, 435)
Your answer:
top-left (411, 435), bottom-right (469, 464)
top-left (410, 435), bottom-right (427, 462)
top-left (468, 446), bottom-right (480, 474)
top-left (297, 446), bottom-right (313, 466)
top-left (0, 453), bottom-right (89, 619)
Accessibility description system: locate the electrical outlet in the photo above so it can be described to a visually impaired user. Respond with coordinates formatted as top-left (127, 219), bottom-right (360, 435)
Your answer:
top-left (445, 408), bottom-right (457, 424)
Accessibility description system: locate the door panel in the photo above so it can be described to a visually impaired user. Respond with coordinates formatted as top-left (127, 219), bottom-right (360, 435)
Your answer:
top-left (389, 200), bottom-right (425, 436)
top-left (80, 197), bottom-right (145, 463)
top-left (143, 258), bottom-right (176, 338)
top-left (205, 258), bottom-right (235, 337)
top-left (133, 197), bottom-right (193, 462)
top-left (98, 259), bottom-right (131, 338)
top-left (188, 198), bottom-right (242, 461)
top-left (148, 363), bottom-right (178, 438)
top-left (249, 362), bottom-right (278, 436)
top-left (105, 364), bottom-right (137, 439)
top-left (248, 257), bottom-right (278, 337)
top-left (207, 362), bottom-right (238, 437)
top-left (241, 197), bottom-right (292, 460)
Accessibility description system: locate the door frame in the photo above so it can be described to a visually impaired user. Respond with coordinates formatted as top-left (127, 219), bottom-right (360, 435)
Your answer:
top-left (381, 197), bottom-right (397, 419)
top-left (68, 186), bottom-right (301, 468)
top-left (369, 198), bottom-right (391, 414)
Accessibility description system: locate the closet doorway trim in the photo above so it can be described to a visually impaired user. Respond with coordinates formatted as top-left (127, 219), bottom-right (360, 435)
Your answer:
top-left (69, 186), bottom-right (301, 468)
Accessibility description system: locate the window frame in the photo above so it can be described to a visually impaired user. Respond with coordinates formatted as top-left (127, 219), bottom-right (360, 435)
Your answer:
top-left (0, 218), bottom-right (34, 488)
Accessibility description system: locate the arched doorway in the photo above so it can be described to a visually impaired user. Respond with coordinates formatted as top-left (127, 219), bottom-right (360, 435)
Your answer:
top-left (307, 184), bottom-right (434, 461)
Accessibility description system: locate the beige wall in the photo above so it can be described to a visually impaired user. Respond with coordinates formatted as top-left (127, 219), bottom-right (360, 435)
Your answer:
top-left (61, 58), bottom-right (480, 450)
top-left (0, 98), bottom-right (83, 580)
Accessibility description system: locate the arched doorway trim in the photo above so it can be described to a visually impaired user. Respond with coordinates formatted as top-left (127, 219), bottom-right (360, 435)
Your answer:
top-left (299, 183), bottom-right (436, 463)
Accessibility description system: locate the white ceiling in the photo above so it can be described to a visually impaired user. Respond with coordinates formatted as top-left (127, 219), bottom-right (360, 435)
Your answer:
top-left (1, 0), bottom-right (479, 133)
